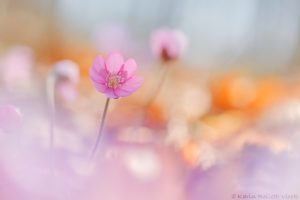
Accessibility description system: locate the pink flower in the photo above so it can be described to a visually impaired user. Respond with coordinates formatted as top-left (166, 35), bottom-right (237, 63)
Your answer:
top-left (53, 60), bottom-right (80, 102)
top-left (0, 105), bottom-right (22, 132)
top-left (151, 27), bottom-right (187, 62)
top-left (89, 53), bottom-right (143, 99)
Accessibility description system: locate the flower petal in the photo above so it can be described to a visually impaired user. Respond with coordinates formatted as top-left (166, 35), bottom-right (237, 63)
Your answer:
top-left (123, 58), bottom-right (137, 78)
top-left (90, 55), bottom-right (107, 86)
top-left (117, 76), bottom-right (143, 96)
top-left (114, 88), bottom-right (132, 97)
top-left (92, 82), bottom-right (107, 93)
top-left (106, 53), bottom-right (124, 74)
top-left (91, 55), bottom-right (106, 72)
top-left (104, 88), bottom-right (118, 99)
top-left (90, 67), bottom-right (107, 84)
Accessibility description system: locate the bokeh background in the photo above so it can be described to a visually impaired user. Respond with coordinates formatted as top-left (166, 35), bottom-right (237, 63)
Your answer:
top-left (0, 0), bottom-right (300, 200)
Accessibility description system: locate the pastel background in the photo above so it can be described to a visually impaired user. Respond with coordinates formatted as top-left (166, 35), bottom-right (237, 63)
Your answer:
top-left (0, 1), bottom-right (300, 200)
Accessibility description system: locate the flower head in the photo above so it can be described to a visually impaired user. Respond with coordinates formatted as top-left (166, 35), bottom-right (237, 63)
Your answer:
top-left (0, 46), bottom-right (34, 89)
top-left (0, 105), bottom-right (23, 132)
top-left (89, 53), bottom-right (143, 99)
top-left (53, 60), bottom-right (79, 83)
top-left (151, 27), bottom-right (187, 62)
top-left (52, 60), bottom-right (80, 102)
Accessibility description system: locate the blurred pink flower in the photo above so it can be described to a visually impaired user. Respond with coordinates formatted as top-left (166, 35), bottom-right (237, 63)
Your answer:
top-left (0, 46), bottom-right (34, 88)
top-left (53, 60), bottom-right (80, 101)
top-left (151, 28), bottom-right (187, 62)
top-left (0, 105), bottom-right (22, 132)
top-left (90, 53), bottom-right (143, 99)
top-left (53, 60), bottom-right (80, 83)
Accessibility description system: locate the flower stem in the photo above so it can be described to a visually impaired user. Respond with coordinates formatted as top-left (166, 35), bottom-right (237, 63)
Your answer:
top-left (134, 62), bottom-right (170, 129)
top-left (46, 72), bottom-right (57, 197)
top-left (46, 73), bottom-right (56, 153)
top-left (144, 63), bottom-right (169, 112)
top-left (90, 97), bottom-right (111, 158)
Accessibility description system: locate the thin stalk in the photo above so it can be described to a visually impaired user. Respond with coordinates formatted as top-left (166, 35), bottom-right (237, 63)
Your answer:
top-left (90, 97), bottom-right (111, 159)
top-left (46, 72), bottom-right (57, 198)
top-left (46, 73), bottom-right (56, 153)
top-left (143, 62), bottom-right (170, 116)
top-left (132, 62), bottom-right (170, 130)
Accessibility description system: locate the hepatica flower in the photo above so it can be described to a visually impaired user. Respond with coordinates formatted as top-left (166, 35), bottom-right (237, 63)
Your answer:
top-left (89, 53), bottom-right (143, 157)
top-left (90, 53), bottom-right (143, 99)
top-left (151, 27), bottom-right (187, 62)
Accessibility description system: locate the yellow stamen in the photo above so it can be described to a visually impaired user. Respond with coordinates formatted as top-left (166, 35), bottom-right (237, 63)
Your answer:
top-left (108, 75), bottom-right (119, 89)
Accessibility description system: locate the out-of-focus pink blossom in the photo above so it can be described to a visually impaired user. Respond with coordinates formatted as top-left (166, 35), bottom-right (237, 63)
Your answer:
top-left (0, 46), bottom-right (34, 88)
top-left (53, 60), bottom-right (80, 83)
top-left (151, 27), bottom-right (187, 62)
top-left (89, 53), bottom-right (143, 99)
top-left (53, 60), bottom-right (80, 101)
top-left (0, 105), bottom-right (22, 132)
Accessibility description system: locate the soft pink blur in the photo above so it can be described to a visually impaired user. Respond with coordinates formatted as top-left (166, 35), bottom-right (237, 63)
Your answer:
top-left (151, 27), bottom-right (187, 62)
top-left (0, 46), bottom-right (34, 90)
top-left (0, 104), bottom-right (22, 132)
top-left (53, 60), bottom-right (80, 83)
top-left (53, 60), bottom-right (80, 102)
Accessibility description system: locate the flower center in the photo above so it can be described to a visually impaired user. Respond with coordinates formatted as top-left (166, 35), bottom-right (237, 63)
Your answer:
top-left (107, 75), bottom-right (120, 89)
top-left (161, 46), bottom-right (172, 62)
top-left (107, 71), bottom-right (127, 89)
